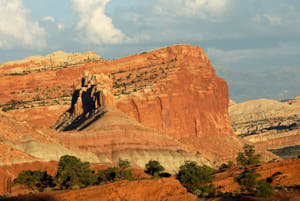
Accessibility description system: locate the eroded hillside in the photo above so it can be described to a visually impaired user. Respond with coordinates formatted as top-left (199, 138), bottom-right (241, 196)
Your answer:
top-left (229, 97), bottom-right (300, 158)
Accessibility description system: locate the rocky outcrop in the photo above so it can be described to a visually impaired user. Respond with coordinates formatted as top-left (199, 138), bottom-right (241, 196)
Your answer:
top-left (214, 158), bottom-right (300, 192)
top-left (229, 98), bottom-right (300, 157)
top-left (0, 51), bottom-right (102, 75)
top-left (1, 44), bottom-right (233, 140)
top-left (5, 178), bottom-right (197, 201)
top-left (53, 72), bottom-right (115, 131)
top-left (229, 98), bottom-right (300, 136)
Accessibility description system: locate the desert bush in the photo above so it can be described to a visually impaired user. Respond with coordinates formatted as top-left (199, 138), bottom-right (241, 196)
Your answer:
top-left (234, 169), bottom-right (260, 192)
top-left (14, 170), bottom-right (56, 191)
top-left (145, 160), bottom-right (165, 176)
top-left (176, 161), bottom-right (215, 197)
top-left (97, 167), bottom-right (119, 184)
top-left (118, 158), bottom-right (133, 180)
top-left (219, 161), bottom-right (234, 170)
top-left (159, 172), bottom-right (171, 178)
top-left (56, 155), bottom-right (97, 189)
top-left (236, 144), bottom-right (261, 166)
top-left (119, 169), bottom-right (133, 180)
top-left (255, 179), bottom-right (274, 197)
top-left (118, 158), bottom-right (130, 169)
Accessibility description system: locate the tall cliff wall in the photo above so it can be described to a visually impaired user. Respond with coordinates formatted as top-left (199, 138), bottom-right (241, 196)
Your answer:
top-left (0, 45), bottom-right (233, 139)
top-left (113, 45), bottom-right (233, 139)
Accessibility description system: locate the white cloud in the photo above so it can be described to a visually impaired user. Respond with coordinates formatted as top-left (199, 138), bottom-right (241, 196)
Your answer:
top-left (57, 23), bottom-right (65, 31)
top-left (41, 16), bottom-right (65, 31)
top-left (155, 0), bottom-right (229, 19)
top-left (185, 0), bottom-right (228, 15)
top-left (253, 14), bottom-right (282, 25)
top-left (0, 0), bottom-right (46, 49)
top-left (263, 14), bottom-right (282, 25)
top-left (71, 0), bottom-right (127, 44)
top-left (42, 16), bottom-right (56, 23)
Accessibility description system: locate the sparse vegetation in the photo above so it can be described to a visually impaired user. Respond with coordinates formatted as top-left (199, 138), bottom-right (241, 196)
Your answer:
top-left (12, 156), bottom-right (135, 194)
top-left (234, 169), bottom-right (261, 192)
top-left (176, 161), bottom-right (215, 197)
top-left (219, 161), bottom-right (234, 170)
top-left (97, 167), bottom-right (119, 184)
top-left (1, 99), bottom-right (27, 111)
top-left (255, 179), bottom-right (274, 197)
top-left (145, 160), bottom-right (165, 177)
top-left (233, 144), bottom-right (274, 197)
top-left (97, 159), bottom-right (133, 184)
top-left (236, 144), bottom-right (261, 166)
top-left (56, 155), bottom-right (97, 189)
top-left (13, 170), bottom-right (56, 191)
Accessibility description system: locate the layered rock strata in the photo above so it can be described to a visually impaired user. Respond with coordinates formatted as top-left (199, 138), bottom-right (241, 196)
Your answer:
top-left (229, 98), bottom-right (300, 137)
top-left (1, 45), bottom-right (233, 140)
top-left (229, 98), bottom-right (300, 157)
top-left (0, 51), bottom-right (102, 75)
top-left (0, 45), bottom-right (279, 179)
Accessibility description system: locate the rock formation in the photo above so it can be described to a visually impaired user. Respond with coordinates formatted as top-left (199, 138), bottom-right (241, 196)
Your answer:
top-left (0, 44), bottom-right (233, 140)
top-left (214, 158), bottom-right (300, 193)
top-left (4, 177), bottom-right (198, 201)
top-left (229, 98), bottom-right (300, 136)
top-left (53, 72), bottom-right (115, 131)
top-left (0, 44), bottom-right (280, 168)
top-left (113, 45), bottom-right (233, 139)
top-left (0, 45), bottom-right (281, 193)
top-left (0, 51), bottom-right (102, 75)
top-left (229, 98), bottom-right (300, 158)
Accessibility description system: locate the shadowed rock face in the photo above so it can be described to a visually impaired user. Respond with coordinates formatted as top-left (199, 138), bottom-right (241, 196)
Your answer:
top-left (53, 73), bottom-right (115, 131)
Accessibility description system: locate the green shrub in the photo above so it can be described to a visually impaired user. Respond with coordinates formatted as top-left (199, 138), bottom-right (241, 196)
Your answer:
top-left (145, 160), bottom-right (165, 176)
top-left (255, 179), bottom-right (274, 197)
top-left (56, 155), bottom-right (97, 189)
top-left (236, 144), bottom-right (261, 166)
top-left (117, 158), bottom-right (133, 180)
top-left (14, 170), bottom-right (56, 191)
top-left (234, 169), bottom-right (260, 192)
top-left (219, 161), bottom-right (234, 170)
top-left (118, 158), bottom-right (130, 169)
top-left (159, 172), bottom-right (171, 178)
top-left (176, 161), bottom-right (215, 197)
top-left (97, 167), bottom-right (119, 184)
top-left (120, 169), bottom-right (133, 180)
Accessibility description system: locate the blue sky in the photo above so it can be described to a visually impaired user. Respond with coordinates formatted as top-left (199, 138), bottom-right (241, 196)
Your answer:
top-left (0, 0), bottom-right (300, 101)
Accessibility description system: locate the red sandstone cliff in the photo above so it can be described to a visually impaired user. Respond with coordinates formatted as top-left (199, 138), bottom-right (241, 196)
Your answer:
top-left (0, 44), bottom-right (278, 167)
top-left (0, 45), bottom-right (233, 140)
top-left (0, 45), bottom-right (282, 198)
